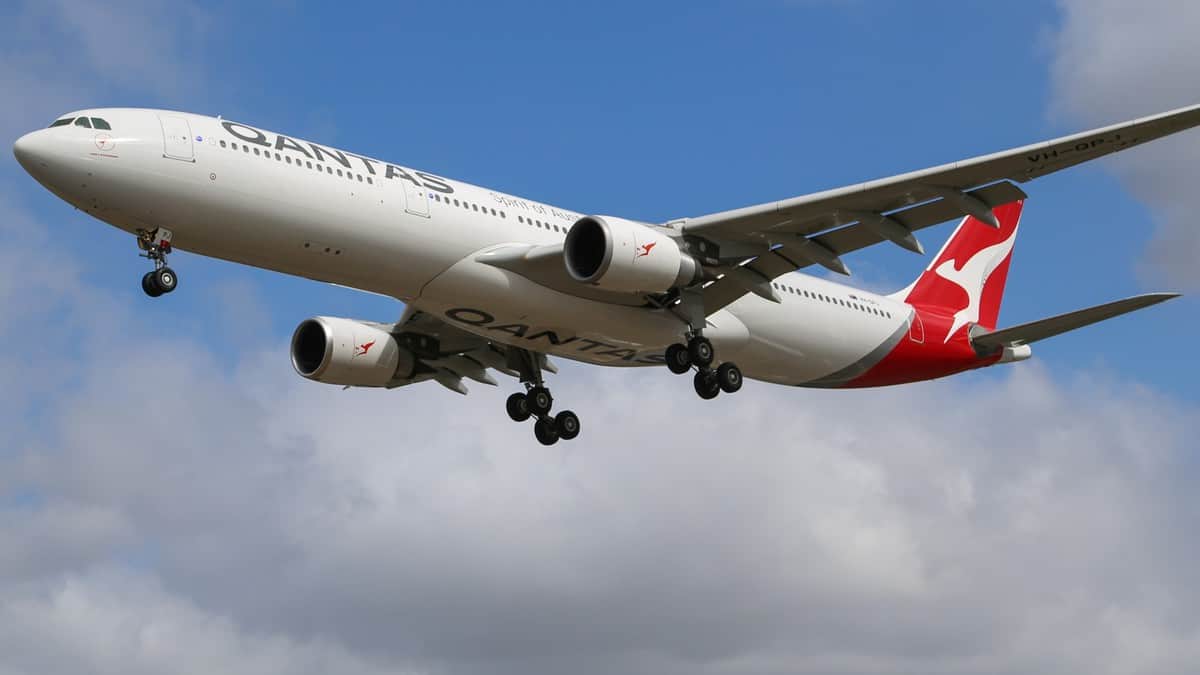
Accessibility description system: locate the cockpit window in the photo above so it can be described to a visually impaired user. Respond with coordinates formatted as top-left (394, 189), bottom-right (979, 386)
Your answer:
top-left (91, 118), bottom-right (111, 130)
top-left (74, 117), bottom-right (93, 129)
top-left (48, 118), bottom-right (74, 128)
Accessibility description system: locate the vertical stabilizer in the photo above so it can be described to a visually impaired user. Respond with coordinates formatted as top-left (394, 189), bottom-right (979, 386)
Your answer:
top-left (901, 200), bottom-right (1023, 341)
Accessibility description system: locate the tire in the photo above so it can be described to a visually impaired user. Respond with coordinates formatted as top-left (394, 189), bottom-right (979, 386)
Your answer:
top-left (555, 410), bottom-right (580, 440)
top-left (665, 343), bottom-right (691, 374)
top-left (141, 272), bottom-right (163, 298)
top-left (506, 392), bottom-right (531, 422)
top-left (693, 369), bottom-right (720, 400)
top-left (534, 418), bottom-right (559, 446)
top-left (153, 266), bottom-right (178, 294)
top-left (527, 386), bottom-right (553, 415)
top-left (716, 362), bottom-right (743, 393)
top-left (688, 336), bottom-right (714, 368)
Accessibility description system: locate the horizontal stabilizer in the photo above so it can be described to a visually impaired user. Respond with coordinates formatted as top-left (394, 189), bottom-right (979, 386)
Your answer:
top-left (972, 293), bottom-right (1180, 350)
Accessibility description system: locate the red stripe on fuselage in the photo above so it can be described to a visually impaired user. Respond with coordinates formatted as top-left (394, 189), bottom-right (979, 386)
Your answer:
top-left (840, 306), bottom-right (1001, 388)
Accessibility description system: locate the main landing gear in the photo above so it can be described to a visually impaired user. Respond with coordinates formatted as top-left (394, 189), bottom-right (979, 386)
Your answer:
top-left (665, 335), bottom-right (743, 400)
top-left (504, 349), bottom-right (581, 446)
top-left (137, 228), bottom-right (178, 297)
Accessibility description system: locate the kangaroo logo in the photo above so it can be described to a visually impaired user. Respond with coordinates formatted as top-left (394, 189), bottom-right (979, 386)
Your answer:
top-left (635, 242), bottom-right (656, 259)
top-left (932, 228), bottom-right (1018, 342)
top-left (354, 340), bottom-right (376, 357)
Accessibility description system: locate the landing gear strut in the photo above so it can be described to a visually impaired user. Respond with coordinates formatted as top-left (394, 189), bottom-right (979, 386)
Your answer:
top-left (665, 289), bottom-right (744, 399)
top-left (137, 228), bottom-right (178, 297)
top-left (503, 348), bottom-right (581, 445)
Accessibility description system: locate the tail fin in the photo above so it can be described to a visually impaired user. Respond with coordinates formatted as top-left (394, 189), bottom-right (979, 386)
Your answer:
top-left (899, 200), bottom-right (1024, 340)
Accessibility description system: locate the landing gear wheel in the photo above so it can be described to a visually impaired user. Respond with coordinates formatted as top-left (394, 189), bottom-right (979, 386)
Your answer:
top-left (534, 417), bottom-right (560, 446)
top-left (693, 369), bottom-right (720, 400)
top-left (716, 362), bottom-right (743, 393)
top-left (665, 343), bottom-right (692, 374)
top-left (153, 266), bottom-right (178, 294)
top-left (554, 410), bottom-right (580, 440)
top-left (141, 271), bottom-right (163, 298)
top-left (688, 336), bottom-right (714, 368)
top-left (527, 386), bottom-right (553, 416)
top-left (506, 392), bottom-right (532, 422)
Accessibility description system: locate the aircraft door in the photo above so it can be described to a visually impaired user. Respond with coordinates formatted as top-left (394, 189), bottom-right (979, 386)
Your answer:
top-left (399, 169), bottom-right (429, 218)
top-left (907, 310), bottom-right (925, 343)
top-left (159, 115), bottom-right (194, 162)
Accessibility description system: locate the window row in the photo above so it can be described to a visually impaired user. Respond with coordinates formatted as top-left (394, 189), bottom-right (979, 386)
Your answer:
top-left (518, 215), bottom-right (567, 233)
top-left (429, 192), bottom-right (505, 219)
top-left (772, 282), bottom-right (892, 318)
top-left (217, 139), bottom-right (375, 184)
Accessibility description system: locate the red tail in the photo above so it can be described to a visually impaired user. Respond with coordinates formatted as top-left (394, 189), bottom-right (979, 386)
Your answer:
top-left (901, 200), bottom-right (1023, 340)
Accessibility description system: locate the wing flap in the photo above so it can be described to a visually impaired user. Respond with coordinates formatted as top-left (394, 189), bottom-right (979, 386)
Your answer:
top-left (972, 293), bottom-right (1180, 350)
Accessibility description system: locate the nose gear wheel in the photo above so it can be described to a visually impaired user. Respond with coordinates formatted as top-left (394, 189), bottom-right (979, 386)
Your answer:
top-left (137, 228), bottom-right (179, 297)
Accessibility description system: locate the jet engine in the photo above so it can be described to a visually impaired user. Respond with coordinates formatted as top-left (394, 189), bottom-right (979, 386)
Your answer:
top-left (290, 316), bottom-right (415, 386)
top-left (563, 215), bottom-right (701, 294)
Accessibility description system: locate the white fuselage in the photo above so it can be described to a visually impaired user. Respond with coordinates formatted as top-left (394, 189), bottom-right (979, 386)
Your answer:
top-left (18, 108), bottom-right (915, 386)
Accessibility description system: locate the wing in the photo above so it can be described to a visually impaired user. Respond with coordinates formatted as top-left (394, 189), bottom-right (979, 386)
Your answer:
top-left (382, 306), bottom-right (556, 394)
top-left (686, 103), bottom-right (1200, 312)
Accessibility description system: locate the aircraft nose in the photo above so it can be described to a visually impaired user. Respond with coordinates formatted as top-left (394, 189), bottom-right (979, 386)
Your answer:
top-left (13, 130), bottom-right (49, 172)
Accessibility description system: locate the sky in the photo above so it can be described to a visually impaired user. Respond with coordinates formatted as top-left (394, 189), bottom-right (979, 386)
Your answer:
top-left (1, 1), bottom-right (1199, 674)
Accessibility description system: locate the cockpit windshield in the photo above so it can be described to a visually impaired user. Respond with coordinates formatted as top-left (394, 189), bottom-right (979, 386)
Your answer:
top-left (47, 116), bottom-right (111, 130)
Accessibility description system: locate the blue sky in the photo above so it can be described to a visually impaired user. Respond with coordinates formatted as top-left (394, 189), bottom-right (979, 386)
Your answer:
top-left (4, 3), bottom-right (1200, 674)
top-left (9, 0), bottom-right (1193, 398)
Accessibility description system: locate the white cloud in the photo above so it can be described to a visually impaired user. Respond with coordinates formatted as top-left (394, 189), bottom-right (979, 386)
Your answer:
top-left (4, 2), bottom-right (1200, 672)
top-left (1049, 0), bottom-right (1200, 288)
top-left (3, 172), bottom-right (1200, 672)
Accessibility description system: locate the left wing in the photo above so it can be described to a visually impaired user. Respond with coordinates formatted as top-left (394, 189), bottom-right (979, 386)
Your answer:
top-left (385, 306), bottom-right (555, 395)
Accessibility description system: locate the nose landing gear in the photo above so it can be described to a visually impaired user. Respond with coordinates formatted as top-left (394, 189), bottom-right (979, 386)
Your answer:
top-left (503, 349), bottom-right (581, 445)
top-left (137, 228), bottom-right (178, 297)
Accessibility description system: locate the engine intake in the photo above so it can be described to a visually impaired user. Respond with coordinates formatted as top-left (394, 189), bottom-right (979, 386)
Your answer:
top-left (564, 215), bottom-right (699, 294)
top-left (291, 316), bottom-right (415, 386)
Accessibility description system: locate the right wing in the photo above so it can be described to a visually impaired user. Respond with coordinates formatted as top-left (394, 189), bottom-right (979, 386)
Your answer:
top-left (971, 293), bottom-right (1181, 350)
top-left (685, 103), bottom-right (1200, 313)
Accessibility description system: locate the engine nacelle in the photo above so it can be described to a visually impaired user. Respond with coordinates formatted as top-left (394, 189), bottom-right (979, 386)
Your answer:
top-left (290, 316), bottom-right (415, 386)
top-left (563, 215), bottom-right (700, 294)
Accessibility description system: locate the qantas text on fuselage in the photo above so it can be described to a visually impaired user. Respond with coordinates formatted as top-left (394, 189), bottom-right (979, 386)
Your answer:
top-left (13, 105), bottom-right (1191, 444)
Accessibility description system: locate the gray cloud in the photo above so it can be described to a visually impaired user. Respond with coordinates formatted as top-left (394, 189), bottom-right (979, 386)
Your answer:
top-left (1050, 0), bottom-right (1200, 289)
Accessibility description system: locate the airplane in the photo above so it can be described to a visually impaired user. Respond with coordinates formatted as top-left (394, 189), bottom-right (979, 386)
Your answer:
top-left (13, 105), bottom-right (1194, 445)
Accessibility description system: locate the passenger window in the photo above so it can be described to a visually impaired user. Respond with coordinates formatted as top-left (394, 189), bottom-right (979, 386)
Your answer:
top-left (75, 117), bottom-right (92, 128)
top-left (285, 156), bottom-right (291, 164)
top-left (357, 174), bottom-right (363, 182)
top-left (253, 148), bottom-right (260, 156)
top-left (220, 140), bottom-right (227, 148)
top-left (243, 145), bottom-right (249, 153)
top-left (306, 161), bottom-right (312, 169)
top-left (275, 153), bottom-right (281, 160)
top-left (326, 166), bottom-right (332, 174)
top-left (48, 118), bottom-right (74, 128)
top-left (367, 177), bottom-right (373, 185)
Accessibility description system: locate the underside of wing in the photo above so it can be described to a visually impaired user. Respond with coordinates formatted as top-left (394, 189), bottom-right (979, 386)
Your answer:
top-left (674, 103), bottom-right (1200, 314)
